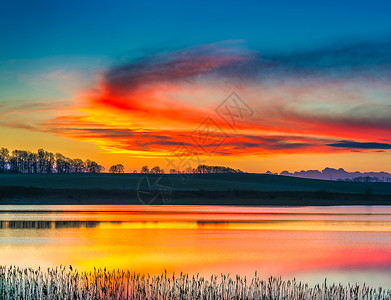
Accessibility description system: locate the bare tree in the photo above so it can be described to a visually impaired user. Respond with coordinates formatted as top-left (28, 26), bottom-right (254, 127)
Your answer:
top-left (85, 159), bottom-right (105, 173)
top-left (141, 165), bottom-right (149, 174)
top-left (0, 147), bottom-right (9, 173)
top-left (56, 153), bottom-right (71, 173)
top-left (37, 149), bottom-right (54, 173)
top-left (72, 159), bottom-right (85, 173)
top-left (109, 164), bottom-right (125, 173)
top-left (150, 166), bottom-right (164, 174)
top-left (1, 147), bottom-right (106, 174)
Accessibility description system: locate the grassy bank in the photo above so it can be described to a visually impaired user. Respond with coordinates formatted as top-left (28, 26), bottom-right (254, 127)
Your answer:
top-left (1, 266), bottom-right (390, 300)
top-left (0, 173), bottom-right (391, 205)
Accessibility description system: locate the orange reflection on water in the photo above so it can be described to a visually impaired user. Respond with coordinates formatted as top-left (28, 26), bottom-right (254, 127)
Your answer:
top-left (1, 206), bottom-right (391, 287)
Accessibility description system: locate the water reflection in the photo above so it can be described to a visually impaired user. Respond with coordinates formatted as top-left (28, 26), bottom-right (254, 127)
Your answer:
top-left (0, 205), bottom-right (391, 288)
top-left (0, 220), bottom-right (101, 229)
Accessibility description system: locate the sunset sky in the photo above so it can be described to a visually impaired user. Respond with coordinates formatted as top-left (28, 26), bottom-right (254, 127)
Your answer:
top-left (1, 0), bottom-right (391, 172)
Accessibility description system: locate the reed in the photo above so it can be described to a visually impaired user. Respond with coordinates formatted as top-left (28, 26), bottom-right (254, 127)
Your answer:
top-left (1, 266), bottom-right (390, 300)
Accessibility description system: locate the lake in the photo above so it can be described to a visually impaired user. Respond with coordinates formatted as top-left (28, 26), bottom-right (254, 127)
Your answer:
top-left (1, 205), bottom-right (391, 288)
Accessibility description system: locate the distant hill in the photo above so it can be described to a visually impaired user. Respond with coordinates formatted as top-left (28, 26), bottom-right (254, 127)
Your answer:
top-left (266, 168), bottom-right (391, 182)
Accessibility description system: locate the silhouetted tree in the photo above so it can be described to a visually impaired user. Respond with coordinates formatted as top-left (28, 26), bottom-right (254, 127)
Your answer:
top-left (56, 153), bottom-right (71, 173)
top-left (109, 164), bottom-right (125, 173)
top-left (71, 159), bottom-right (85, 173)
top-left (10, 150), bottom-right (24, 173)
top-left (9, 151), bottom-right (18, 173)
top-left (0, 147), bottom-right (108, 174)
top-left (150, 166), bottom-right (164, 174)
top-left (194, 164), bottom-right (241, 174)
top-left (85, 159), bottom-right (104, 173)
top-left (141, 165), bottom-right (149, 174)
top-left (37, 149), bottom-right (54, 173)
top-left (0, 147), bottom-right (10, 173)
top-left (185, 166), bottom-right (194, 174)
top-left (0, 148), bottom-right (248, 175)
top-left (27, 151), bottom-right (37, 173)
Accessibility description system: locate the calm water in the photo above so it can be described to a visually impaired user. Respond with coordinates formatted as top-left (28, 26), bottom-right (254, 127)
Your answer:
top-left (1, 205), bottom-right (391, 288)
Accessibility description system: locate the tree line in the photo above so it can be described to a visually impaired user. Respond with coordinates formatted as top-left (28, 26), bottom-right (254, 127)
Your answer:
top-left (0, 147), bottom-right (241, 175)
top-left (0, 147), bottom-right (124, 174)
top-left (137, 164), bottom-right (242, 174)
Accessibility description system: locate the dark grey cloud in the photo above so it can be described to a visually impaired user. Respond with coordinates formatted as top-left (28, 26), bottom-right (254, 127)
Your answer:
top-left (51, 126), bottom-right (325, 153)
top-left (327, 140), bottom-right (391, 150)
top-left (103, 38), bottom-right (391, 93)
top-left (262, 40), bottom-right (391, 73)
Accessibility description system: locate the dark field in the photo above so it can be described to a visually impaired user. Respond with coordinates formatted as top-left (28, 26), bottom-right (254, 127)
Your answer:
top-left (0, 173), bottom-right (391, 205)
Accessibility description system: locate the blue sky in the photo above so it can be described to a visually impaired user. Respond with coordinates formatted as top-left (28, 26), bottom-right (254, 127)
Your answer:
top-left (1, 0), bottom-right (391, 172)
top-left (2, 0), bottom-right (391, 60)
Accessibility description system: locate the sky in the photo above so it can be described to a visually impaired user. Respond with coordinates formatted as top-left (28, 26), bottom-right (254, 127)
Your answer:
top-left (1, 0), bottom-right (391, 173)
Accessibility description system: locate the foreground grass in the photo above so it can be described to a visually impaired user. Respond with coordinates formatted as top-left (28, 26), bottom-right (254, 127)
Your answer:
top-left (1, 266), bottom-right (390, 300)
